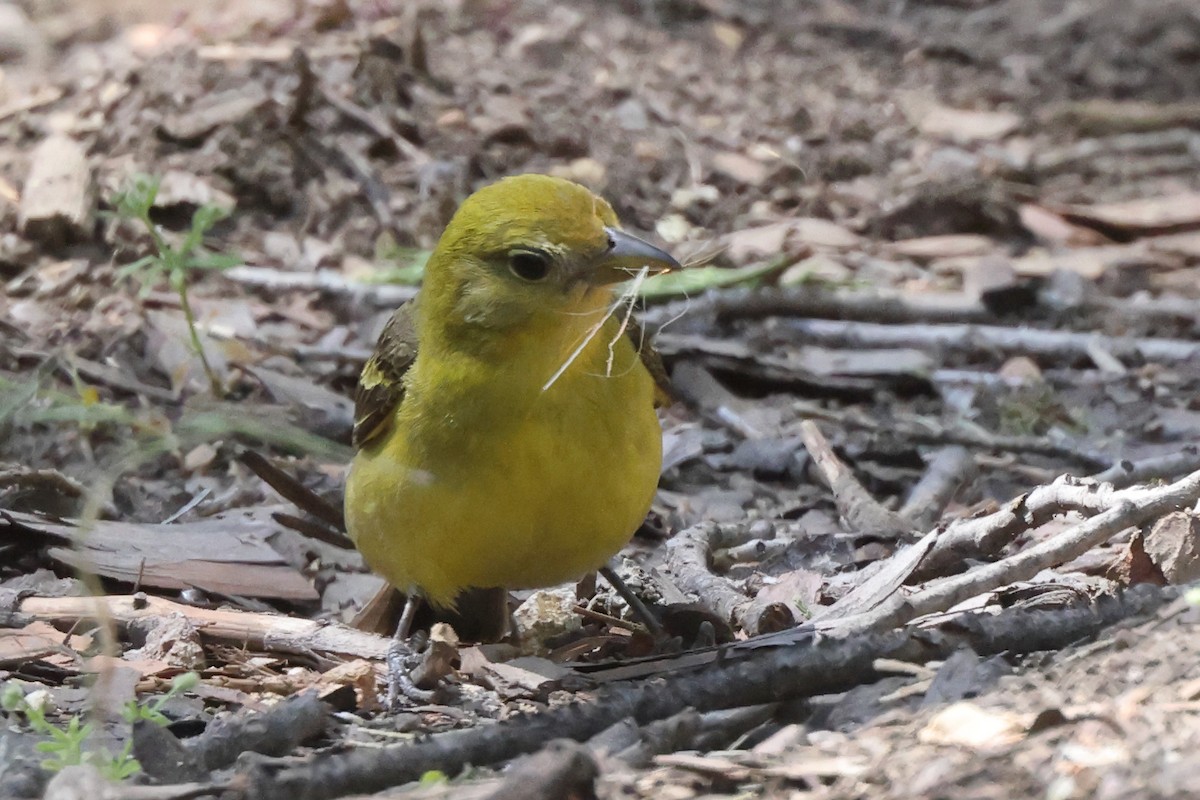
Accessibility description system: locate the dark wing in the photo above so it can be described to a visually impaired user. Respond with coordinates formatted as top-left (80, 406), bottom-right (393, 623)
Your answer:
top-left (625, 316), bottom-right (673, 408)
top-left (352, 302), bottom-right (419, 449)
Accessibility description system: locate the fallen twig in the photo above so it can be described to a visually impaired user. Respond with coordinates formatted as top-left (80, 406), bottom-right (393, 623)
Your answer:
top-left (709, 287), bottom-right (992, 325)
top-left (1089, 446), bottom-right (1200, 488)
top-left (232, 626), bottom-right (883, 800)
top-left (230, 585), bottom-right (1171, 800)
top-left (792, 401), bottom-right (1108, 467)
top-left (839, 468), bottom-right (1200, 633)
top-left (799, 420), bottom-right (914, 539)
top-left (900, 445), bottom-right (975, 528)
top-left (238, 451), bottom-right (348, 538)
top-left (8, 592), bottom-right (390, 662)
top-left (774, 317), bottom-right (1200, 365)
top-left (223, 266), bottom-right (417, 306)
top-left (912, 473), bottom-right (1193, 581)
top-left (663, 523), bottom-right (792, 635)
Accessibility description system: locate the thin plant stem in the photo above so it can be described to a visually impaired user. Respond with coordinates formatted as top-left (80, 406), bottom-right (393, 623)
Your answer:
top-left (173, 272), bottom-right (223, 395)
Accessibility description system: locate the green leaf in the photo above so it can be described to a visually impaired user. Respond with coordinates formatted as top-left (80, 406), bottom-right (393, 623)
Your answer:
top-left (112, 174), bottom-right (161, 221)
top-left (188, 251), bottom-right (242, 271)
top-left (0, 683), bottom-right (24, 712)
top-left (116, 255), bottom-right (160, 280)
top-left (169, 671), bottom-right (201, 693)
top-left (635, 258), bottom-right (789, 300)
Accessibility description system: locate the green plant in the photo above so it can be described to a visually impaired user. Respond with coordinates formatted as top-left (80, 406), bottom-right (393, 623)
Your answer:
top-left (1, 671), bottom-right (200, 781)
top-left (369, 231), bottom-right (432, 285)
top-left (111, 174), bottom-right (241, 396)
top-left (121, 671), bottom-right (200, 726)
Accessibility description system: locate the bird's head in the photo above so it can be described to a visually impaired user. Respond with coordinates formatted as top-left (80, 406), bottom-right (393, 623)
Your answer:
top-left (418, 174), bottom-right (678, 345)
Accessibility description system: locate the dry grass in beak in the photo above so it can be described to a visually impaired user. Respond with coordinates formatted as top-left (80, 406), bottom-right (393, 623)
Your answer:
top-left (542, 265), bottom-right (652, 392)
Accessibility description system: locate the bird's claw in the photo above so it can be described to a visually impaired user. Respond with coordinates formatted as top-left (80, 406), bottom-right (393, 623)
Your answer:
top-left (386, 636), bottom-right (436, 710)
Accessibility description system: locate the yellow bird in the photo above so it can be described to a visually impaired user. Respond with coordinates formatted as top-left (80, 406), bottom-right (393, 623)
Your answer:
top-left (344, 174), bottom-right (677, 645)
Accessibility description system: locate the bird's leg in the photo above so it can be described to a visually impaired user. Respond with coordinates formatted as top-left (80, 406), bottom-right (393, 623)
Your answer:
top-left (599, 564), bottom-right (665, 638)
top-left (386, 593), bottom-right (436, 709)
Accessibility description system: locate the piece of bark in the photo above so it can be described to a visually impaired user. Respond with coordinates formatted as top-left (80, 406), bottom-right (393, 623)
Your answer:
top-left (799, 420), bottom-right (914, 540)
top-left (663, 522), bottom-right (776, 635)
top-left (0, 508), bottom-right (317, 602)
top-left (188, 692), bottom-right (330, 771)
top-left (483, 740), bottom-right (598, 800)
top-left (159, 86), bottom-right (269, 143)
top-left (900, 446), bottom-right (975, 529)
top-left (1142, 511), bottom-right (1200, 584)
top-left (19, 135), bottom-right (93, 246)
top-left (133, 720), bottom-right (207, 783)
top-left (776, 317), bottom-right (1200, 367)
top-left (10, 592), bottom-right (389, 661)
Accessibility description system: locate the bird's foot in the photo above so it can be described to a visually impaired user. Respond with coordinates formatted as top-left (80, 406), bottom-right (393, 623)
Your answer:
top-left (386, 633), bottom-right (436, 710)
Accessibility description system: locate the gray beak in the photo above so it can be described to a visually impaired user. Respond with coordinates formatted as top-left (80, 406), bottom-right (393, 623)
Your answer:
top-left (584, 227), bottom-right (680, 285)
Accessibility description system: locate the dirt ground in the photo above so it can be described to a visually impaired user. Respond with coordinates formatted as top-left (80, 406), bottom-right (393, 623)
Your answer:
top-left (4, 0), bottom-right (1200, 797)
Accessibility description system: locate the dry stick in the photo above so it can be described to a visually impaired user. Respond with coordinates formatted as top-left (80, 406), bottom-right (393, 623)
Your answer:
top-left (9, 592), bottom-right (390, 661)
top-left (1034, 127), bottom-right (1200, 170)
top-left (710, 287), bottom-right (993, 325)
top-left (234, 627), bottom-right (886, 800)
top-left (233, 586), bottom-right (1172, 800)
top-left (830, 468), bottom-right (1200, 634)
top-left (1089, 446), bottom-right (1200, 488)
top-left (599, 565), bottom-right (666, 639)
top-left (799, 420), bottom-right (914, 539)
top-left (899, 445), bottom-right (976, 529)
top-left (223, 265), bottom-right (417, 306)
top-left (610, 710), bottom-right (702, 767)
top-left (237, 451), bottom-right (348, 538)
top-left (646, 284), bottom-right (1200, 340)
top-left (776, 317), bottom-right (1200, 365)
top-left (792, 400), bottom-right (1108, 468)
top-left (912, 474), bottom-right (1184, 582)
top-left (664, 522), bottom-right (777, 634)
top-left (482, 741), bottom-right (598, 800)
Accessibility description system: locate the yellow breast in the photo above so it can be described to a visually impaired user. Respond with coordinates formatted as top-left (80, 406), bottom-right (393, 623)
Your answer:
top-left (344, 314), bottom-right (662, 608)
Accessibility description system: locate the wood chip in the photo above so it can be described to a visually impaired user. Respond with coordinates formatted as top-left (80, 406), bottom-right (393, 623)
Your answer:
top-left (918, 701), bottom-right (1029, 748)
top-left (19, 134), bottom-right (93, 246)
top-left (1142, 511), bottom-right (1200, 584)
top-left (916, 106), bottom-right (1022, 142)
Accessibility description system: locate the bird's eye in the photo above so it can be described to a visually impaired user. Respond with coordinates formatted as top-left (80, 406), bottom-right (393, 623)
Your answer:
top-left (508, 250), bottom-right (552, 281)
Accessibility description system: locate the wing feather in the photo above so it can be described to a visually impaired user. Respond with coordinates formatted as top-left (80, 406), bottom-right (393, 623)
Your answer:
top-left (352, 302), bottom-right (418, 449)
top-left (624, 316), bottom-right (673, 407)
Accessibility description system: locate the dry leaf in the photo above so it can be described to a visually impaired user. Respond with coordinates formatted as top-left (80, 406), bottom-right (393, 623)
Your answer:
top-left (917, 106), bottom-right (1022, 142)
top-left (1144, 230), bottom-right (1200, 258)
top-left (998, 356), bottom-right (1042, 382)
top-left (1058, 193), bottom-right (1200, 234)
top-left (919, 701), bottom-right (1028, 748)
top-left (712, 151), bottom-right (769, 186)
top-left (888, 234), bottom-right (995, 260)
top-left (1018, 204), bottom-right (1109, 247)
